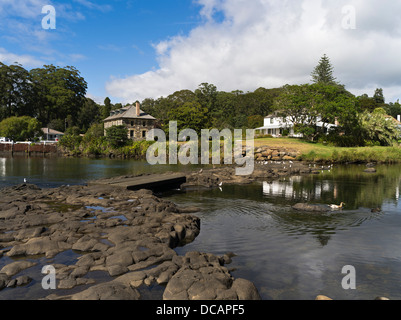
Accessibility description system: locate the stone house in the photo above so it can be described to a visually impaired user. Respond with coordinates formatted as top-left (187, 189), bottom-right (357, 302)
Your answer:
top-left (103, 102), bottom-right (156, 141)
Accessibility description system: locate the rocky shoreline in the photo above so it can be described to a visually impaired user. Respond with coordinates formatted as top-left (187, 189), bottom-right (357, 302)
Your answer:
top-left (0, 159), bottom-right (383, 300)
top-left (0, 176), bottom-right (263, 300)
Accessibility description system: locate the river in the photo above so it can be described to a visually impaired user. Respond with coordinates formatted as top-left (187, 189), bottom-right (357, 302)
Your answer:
top-left (1, 156), bottom-right (401, 300)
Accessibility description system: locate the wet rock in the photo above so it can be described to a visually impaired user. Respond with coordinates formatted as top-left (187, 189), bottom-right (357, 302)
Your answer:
top-left (163, 251), bottom-right (261, 300)
top-left (0, 261), bottom-right (37, 277)
top-left (292, 203), bottom-right (330, 212)
top-left (70, 282), bottom-right (141, 300)
top-left (7, 236), bottom-right (71, 258)
top-left (0, 180), bottom-right (259, 301)
top-left (364, 167), bottom-right (377, 173)
top-left (231, 278), bottom-right (261, 300)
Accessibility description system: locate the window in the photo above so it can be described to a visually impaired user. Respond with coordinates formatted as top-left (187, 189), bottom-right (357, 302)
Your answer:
top-left (130, 130), bottom-right (134, 138)
top-left (142, 131), bottom-right (146, 138)
top-left (270, 118), bottom-right (274, 124)
top-left (142, 121), bottom-right (146, 127)
top-left (131, 121), bottom-right (134, 127)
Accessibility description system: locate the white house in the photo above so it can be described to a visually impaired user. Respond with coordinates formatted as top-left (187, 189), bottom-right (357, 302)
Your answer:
top-left (41, 128), bottom-right (64, 142)
top-left (255, 114), bottom-right (337, 138)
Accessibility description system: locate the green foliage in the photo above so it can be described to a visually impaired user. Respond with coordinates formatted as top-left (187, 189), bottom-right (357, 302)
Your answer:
top-left (274, 83), bottom-right (360, 142)
top-left (59, 134), bottom-right (83, 151)
top-left (167, 101), bottom-right (209, 135)
top-left (140, 83), bottom-right (280, 131)
top-left (247, 115), bottom-right (264, 128)
top-left (65, 126), bottom-right (81, 136)
top-left (105, 125), bottom-right (129, 148)
top-left (29, 64), bottom-right (87, 126)
top-left (0, 116), bottom-right (42, 141)
top-left (359, 110), bottom-right (399, 146)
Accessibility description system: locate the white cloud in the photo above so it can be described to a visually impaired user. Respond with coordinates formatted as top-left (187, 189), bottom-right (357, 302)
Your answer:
top-left (0, 47), bottom-right (43, 67)
top-left (106, 0), bottom-right (401, 103)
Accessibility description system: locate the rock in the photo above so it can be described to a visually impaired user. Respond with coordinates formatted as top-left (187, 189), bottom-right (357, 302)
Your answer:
top-left (292, 203), bottom-right (330, 212)
top-left (0, 261), bottom-right (37, 277)
top-left (364, 168), bottom-right (376, 173)
top-left (163, 251), bottom-right (261, 301)
top-left (7, 237), bottom-right (70, 258)
top-left (375, 296), bottom-right (390, 300)
top-left (70, 282), bottom-right (141, 300)
top-left (231, 278), bottom-right (261, 300)
top-left (283, 155), bottom-right (296, 161)
top-left (0, 274), bottom-right (7, 290)
top-left (315, 295), bottom-right (333, 300)
top-left (16, 275), bottom-right (32, 286)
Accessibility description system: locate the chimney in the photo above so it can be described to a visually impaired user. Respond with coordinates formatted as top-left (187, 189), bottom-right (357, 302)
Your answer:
top-left (136, 101), bottom-right (140, 117)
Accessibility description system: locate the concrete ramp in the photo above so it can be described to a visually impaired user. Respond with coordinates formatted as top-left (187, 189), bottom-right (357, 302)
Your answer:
top-left (88, 172), bottom-right (187, 191)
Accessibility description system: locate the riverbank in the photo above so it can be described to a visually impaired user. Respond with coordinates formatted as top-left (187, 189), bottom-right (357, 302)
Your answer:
top-left (4, 136), bottom-right (401, 165)
top-left (254, 137), bottom-right (401, 164)
top-left (0, 160), bottom-right (315, 300)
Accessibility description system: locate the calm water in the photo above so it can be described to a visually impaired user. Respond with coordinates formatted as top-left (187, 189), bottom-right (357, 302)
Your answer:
top-left (1, 156), bottom-right (401, 300)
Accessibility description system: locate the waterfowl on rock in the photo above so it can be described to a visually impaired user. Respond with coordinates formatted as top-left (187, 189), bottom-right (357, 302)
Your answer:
top-left (329, 202), bottom-right (345, 210)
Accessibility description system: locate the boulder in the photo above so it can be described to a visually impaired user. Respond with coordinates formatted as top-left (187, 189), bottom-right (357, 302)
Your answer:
top-left (292, 203), bottom-right (330, 212)
top-left (0, 261), bottom-right (37, 277)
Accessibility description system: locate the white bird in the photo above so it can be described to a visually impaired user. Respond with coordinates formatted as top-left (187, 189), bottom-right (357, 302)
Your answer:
top-left (329, 202), bottom-right (345, 210)
top-left (23, 178), bottom-right (27, 183)
top-left (218, 182), bottom-right (223, 187)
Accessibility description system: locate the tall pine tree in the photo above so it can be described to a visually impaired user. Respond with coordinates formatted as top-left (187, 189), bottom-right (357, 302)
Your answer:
top-left (311, 54), bottom-right (337, 85)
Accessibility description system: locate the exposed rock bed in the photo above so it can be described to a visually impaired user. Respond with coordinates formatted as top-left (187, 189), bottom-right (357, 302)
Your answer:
top-left (182, 160), bottom-right (320, 189)
top-left (0, 182), bottom-right (260, 300)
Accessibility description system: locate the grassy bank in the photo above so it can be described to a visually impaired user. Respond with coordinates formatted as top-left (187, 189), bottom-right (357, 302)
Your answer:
top-left (254, 137), bottom-right (401, 163)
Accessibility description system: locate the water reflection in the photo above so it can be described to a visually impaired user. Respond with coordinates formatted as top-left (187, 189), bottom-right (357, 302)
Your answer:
top-left (0, 156), bottom-right (203, 188)
top-left (263, 177), bottom-right (334, 201)
top-left (262, 164), bottom-right (401, 210)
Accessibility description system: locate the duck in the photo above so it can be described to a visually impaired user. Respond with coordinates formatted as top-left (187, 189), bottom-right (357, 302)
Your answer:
top-left (329, 202), bottom-right (345, 210)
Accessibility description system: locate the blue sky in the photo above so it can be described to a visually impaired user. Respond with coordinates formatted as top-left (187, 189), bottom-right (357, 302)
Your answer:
top-left (2, 0), bottom-right (401, 105)
top-left (0, 0), bottom-right (204, 103)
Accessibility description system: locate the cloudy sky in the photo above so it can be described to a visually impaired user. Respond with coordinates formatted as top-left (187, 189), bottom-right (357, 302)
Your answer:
top-left (1, 0), bottom-right (401, 104)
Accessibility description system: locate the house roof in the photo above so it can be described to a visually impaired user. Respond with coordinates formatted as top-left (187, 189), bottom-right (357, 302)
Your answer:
top-left (103, 104), bottom-right (156, 121)
top-left (42, 128), bottom-right (64, 135)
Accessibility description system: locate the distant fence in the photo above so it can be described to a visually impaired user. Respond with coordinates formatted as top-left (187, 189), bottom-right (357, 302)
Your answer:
top-left (0, 143), bottom-right (59, 156)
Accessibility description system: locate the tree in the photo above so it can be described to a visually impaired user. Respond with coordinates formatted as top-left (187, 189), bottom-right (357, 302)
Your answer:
top-left (101, 97), bottom-right (112, 119)
top-left (167, 101), bottom-right (209, 135)
top-left (274, 83), bottom-right (359, 141)
top-left (373, 88), bottom-right (385, 104)
top-left (0, 63), bottom-right (35, 121)
top-left (30, 65), bottom-right (87, 125)
top-left (0, 116), bottom-right (42, 142)
top-left (311, 54), bottom-right (338, 85)
top-left (247, 115), bottom-right (264, 128)
top-left (77, 98), bottom-right (101, 132)
top-left (105, 125), bottom-right (129, 148)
